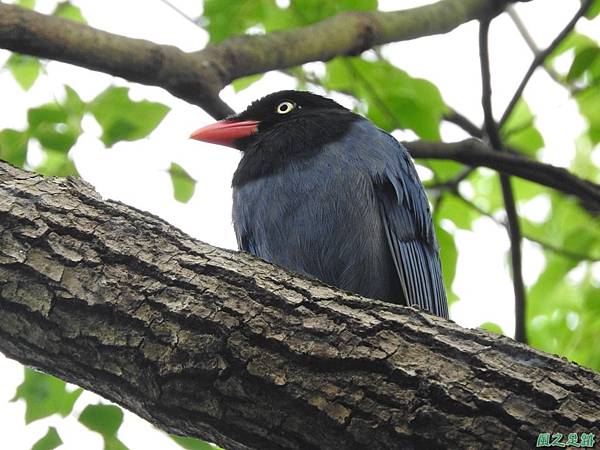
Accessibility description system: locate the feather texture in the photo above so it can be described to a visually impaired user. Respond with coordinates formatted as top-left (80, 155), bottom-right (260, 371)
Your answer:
top-left (233, 119), bottom-right (448, 318)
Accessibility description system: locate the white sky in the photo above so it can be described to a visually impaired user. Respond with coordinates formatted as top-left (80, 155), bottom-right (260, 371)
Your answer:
top-left (0, 1), bottom-right (598, 449)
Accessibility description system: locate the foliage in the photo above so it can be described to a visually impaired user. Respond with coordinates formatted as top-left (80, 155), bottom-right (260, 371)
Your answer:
top-left (323, 57), bottom-right (448, 139)
top-left (11, 369), bottom-right (82, 424)
top-left (31, 427), bottom-right (62, 450)
top-left (1, 1), bottom-right (600, 450)
top-left (169, 162), bottom-right (197, 203)
top-left (89, 87), bottom-right (170, 147)
top-left (79, 404), bottom-right (129, 450)
top-left (170, 435), bottom-right (222, 450)
top-left (52, 1), bottom-right (86, 23)
top-left (6, 54), bottom-right (41, 90)
top-left (500, 99), bottom-right (545, 156)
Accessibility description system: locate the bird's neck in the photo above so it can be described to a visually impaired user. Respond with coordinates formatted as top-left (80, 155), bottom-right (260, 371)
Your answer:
top-left (232, 112), bottom-right (361, 187)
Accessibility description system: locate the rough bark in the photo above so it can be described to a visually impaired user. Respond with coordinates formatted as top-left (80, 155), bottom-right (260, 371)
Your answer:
top-left (1, 161), bottom-right (599, 450)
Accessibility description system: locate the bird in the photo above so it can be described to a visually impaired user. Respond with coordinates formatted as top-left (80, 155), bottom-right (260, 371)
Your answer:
top-left (190, 90), bottom-right (448, 319)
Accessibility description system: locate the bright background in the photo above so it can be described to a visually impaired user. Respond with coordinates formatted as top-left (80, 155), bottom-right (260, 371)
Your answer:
top-left (1, 0), bottom-right (599, 448)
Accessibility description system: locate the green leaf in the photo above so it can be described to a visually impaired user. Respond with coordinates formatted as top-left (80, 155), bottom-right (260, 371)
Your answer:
top-left (89, 87), bottom-right (170, 147)
top-left (64, 86), bottom-right (86, 117)
top-left (505, 125), bottom-right (544, 156)
top-left (571, 133), bottom-right (599, 180)
top-left (585, 0), bottom-right (600, 19)
top-left (421, 159), bottom-right (465, 184)
top-left (547, 32), bottom-right (596, 65)
top-left (26, 87), bottom-right (85, 157)
top-left (6, 53), bottom-right (41, 91)
top-left (202, 0), bottom-right (289, 43)
top-left (469, 169), bottom-right (503, 213)
top-left (12, 368), bottom-right (82, 424)
top-left (53, 1), bottom-right (86, 23)
top-left (28, 104), bottom-right (79, 152)
top-left (202, 0), bottom-right (377, 43)
top-left (437, 194), bottom-right (479, 230)
top-left (169, 162), bottom-right (196, 203)
top-left (526, 251), bottom-right (600, 371)
top-left (324, 57), bottom-right (447, 139)
top-left (17, 0), bottom-right (35, 9)
top-left (79, 404), bottom-right (124, 437)
top-left (576, 86), bottom-right (600, 145)
top-left (513, 178), bottom-right (547, 203)
top-left (435, 223), bottom-right (458, 304)
top-left (500, 99), bottom-right (533, 135)
top-left (567, 46), bottom-right (600, 82)
top-left (500, 99), bottom-right (544, 156)
top-left (31, 427), bottom-right (62, 450)
top-left (35, 149), bottom-right (79, 177)
top-left (79, 404), bottom-right (128, 450)
top-left (0, 129), bottom-right (28, 167)
top-left (479, 322), bottom-right (504, 335)
top-left (232, 74), bottom-right (264, 92)
top-left (170, 435), bottom-right (220, 450)
top-left (523, 193), bottom-right (600, 258)
top-left (289, 0), bottom-right (377, 25)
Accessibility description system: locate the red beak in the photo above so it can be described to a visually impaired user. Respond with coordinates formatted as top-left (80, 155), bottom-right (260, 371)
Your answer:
top-left (189, 119), bottom-right (259, 147)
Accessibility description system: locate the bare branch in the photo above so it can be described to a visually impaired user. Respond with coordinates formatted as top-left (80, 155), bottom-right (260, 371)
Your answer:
top-left (479, 18), bottom-right (527, 344)
top-left (499, 0), bottom-right (593, 127)
top-left (453, 192), bottom-right (600, 262)
top-left (405, 139), bottom-right (600, 215)
top-left (444, 109), bottom-right (484, 138)
top-left (158, 0), bottom-right (203, 28)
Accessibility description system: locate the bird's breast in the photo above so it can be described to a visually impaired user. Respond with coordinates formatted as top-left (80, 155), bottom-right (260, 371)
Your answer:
top-left (232, 147), bottom-right (399, 301)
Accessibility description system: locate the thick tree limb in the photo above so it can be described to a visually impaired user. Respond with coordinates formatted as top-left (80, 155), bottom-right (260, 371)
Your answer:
top-left (405, 139), bottom-right (600, 213)
top-left (1, 161), bottom-right (600, 450)
top-left (0, 1), bottom-right (508, 119)
top-left (0, 3), bottom-right (233, 118)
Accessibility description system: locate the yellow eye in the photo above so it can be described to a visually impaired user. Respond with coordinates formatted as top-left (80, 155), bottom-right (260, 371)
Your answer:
top-left (276, 101), bottom-right (295, 114)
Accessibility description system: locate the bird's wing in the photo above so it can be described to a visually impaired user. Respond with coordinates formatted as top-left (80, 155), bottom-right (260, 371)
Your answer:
top-left (372, 130), bottom-right (449, 318)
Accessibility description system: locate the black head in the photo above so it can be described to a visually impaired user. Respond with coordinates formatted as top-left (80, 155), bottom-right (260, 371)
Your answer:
top-left (190, 90), bottom-right (361, 186)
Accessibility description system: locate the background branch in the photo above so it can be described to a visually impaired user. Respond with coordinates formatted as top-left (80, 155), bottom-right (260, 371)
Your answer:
top-left (453, 193), bottom-right (600, 262)
top-left (406, 139), bottom-right (600, 217)
top-left (479, 18), bottom-right (527, 344)
top-left (444, 109), bottom-right (484, 138)
top-left (499, 0), bottom-right (593, 127)
top-left (506, 6), bottom-right (563, 84)
top-left (0, 1), bottom-right (508, 119)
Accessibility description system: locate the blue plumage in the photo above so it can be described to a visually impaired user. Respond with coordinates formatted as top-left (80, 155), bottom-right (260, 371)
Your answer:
top-left (190, 90), bottom-right (448, 318)
top-left (232, 119), bottom-right (448, 318)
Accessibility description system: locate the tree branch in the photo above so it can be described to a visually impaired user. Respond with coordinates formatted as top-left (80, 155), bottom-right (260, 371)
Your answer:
top-left (499, 0), bottom-right (593, 127)
top-left (1, 160), bottom-right (599, 450)
top-left (405, 139), bottom-right (600, 211)
top-left (0, 1), bottom-right (508, 119)
top-left (506, 6), bottom-right (563, 85)
top-left (479, 18), bottom-right (527, 344)
top-left (444, 109), bottom-right (484, 138)
top-left (0, 4), bottom-right (234, 118)
top-left (453, 192), bottom-right (600, 263)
